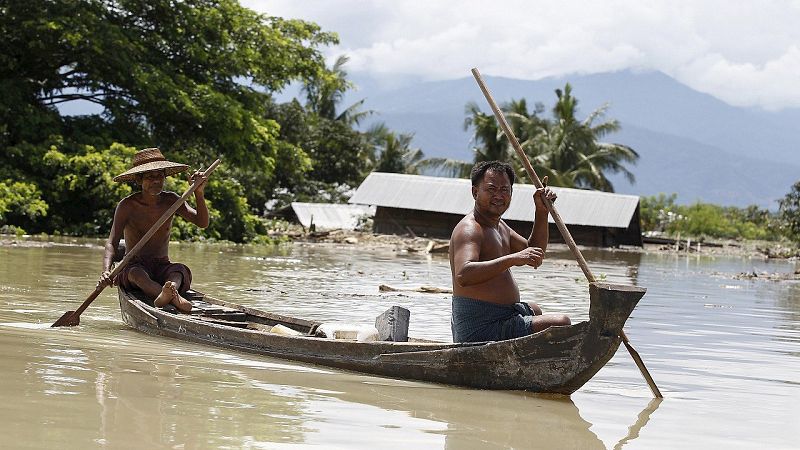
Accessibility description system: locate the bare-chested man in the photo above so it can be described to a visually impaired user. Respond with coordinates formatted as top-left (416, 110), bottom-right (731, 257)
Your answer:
top-left (97, 148), bottom-right (209, 312)
top-left (449, 161), bottom-right (571, 342)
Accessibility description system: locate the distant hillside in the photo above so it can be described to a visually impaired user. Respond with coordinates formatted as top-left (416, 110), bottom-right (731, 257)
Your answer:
top-left (609, 125), bottom-right (796, 207)
top-left (346, 71), bottom-right (800, 208)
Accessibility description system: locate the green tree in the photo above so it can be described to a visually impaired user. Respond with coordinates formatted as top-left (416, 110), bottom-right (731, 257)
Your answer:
top-left (640, 194), bottom-right (783, 241)
top-left (40, 143), bottom-right (135, 234)
top-left (265, 99), bottom-right (370, 198)
top-left (452, 89), bottom-right (637, 191)
top-left (1, 0), bottom-right (340, 240)
top-left (2, 0), bottom-right (336, 164)
top-left (425, 99), bottom-right (540, 179)
top-left (504, 98), bottom-right (547, 149)
top-left (368, 123), bottom-right (426, 174)
top-left (307, 118), bottom-right (371, 184)
top-left (779, 181), bottom-right (800, 242)
top-left (529, 84), bottom-right (639, 192)
top-left (302, 55), bottom-right (372, 126)
top-left (298, 55), bottom-right (374, 188)
top-left (464, 101), bottom-right (509, 162)
top-left (639, 193), bottom-right (678, 233)
top-left (0, 180), bottom-right (48, 232)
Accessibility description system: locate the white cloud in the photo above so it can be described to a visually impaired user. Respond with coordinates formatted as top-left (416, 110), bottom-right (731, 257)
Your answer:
top-left (676, 45), bottom-right (800, 110)
top-left (246, 0), bottom-right (800, 109)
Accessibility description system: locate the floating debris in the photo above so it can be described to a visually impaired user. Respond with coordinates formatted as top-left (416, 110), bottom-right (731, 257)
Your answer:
top-left (378, 284), bottom-right (452, 294)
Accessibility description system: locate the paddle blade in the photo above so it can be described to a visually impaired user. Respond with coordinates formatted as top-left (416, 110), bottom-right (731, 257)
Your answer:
top-left (51, 311), bottom-right (80, 327)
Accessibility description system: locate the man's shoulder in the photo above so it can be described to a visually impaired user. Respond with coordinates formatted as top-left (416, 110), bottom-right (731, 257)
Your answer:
top-left (117, 192), bottom-right (139, 208)
top-left (454, 212), bottom-right (477, 229)
top-left (452, 213), bottom-right (483, 240)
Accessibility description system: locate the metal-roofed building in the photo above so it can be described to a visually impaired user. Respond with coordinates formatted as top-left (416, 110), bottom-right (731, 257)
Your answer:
top-left (290, 202), bottom-right (375, 231)
top-left (349, 173), bottom-right (642, 247)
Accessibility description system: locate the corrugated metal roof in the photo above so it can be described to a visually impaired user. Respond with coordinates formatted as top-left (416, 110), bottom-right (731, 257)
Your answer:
top-left (349, 172), bottom-right (639, 229)
top-left (290, 202), bottom-right (376, 230)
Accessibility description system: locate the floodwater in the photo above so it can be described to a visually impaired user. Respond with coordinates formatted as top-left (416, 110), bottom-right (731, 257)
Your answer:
top-left (0, 237), bottom-right (798, 449)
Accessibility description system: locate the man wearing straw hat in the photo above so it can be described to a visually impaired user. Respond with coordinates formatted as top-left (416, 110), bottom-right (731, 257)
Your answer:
top-left (97, 148), bottom-right (209, 312)
top-left (450, 161), bottom-right (571, 342)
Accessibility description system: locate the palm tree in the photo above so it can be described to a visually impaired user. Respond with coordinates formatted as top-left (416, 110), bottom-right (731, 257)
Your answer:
top-left (302, 55), bottom-right (372, 126)
top-left (504, 98), bottom-right (546, 147)
top-left (498, 98), bottom-right (548, 180)
top-left (425, 85), bottom-right (638, 191)
top-left (368, 123), bottom-right (426, 174)
top-left (428, 99), bottom-right (548, 179)
top-left (420, 100), bottom-right (533, 178)
top-left (464, 101), bottom-right (509, 162)
top-left (528, 84), bottom-right (639, 192)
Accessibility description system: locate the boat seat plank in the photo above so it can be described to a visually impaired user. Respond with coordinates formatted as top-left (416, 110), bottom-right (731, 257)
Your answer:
top-left (190, 300), bottom-right (240, 313)
top-left (205, 312), bottom-right (248, 322)
top-left (193, 316), bottom-right (250, 328)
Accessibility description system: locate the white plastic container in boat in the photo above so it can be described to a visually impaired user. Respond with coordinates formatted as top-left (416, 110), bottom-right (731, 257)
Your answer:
top-left (316, 323), bottom-right (379, 342)
top-left (269, 324), bottom-right (303, 336)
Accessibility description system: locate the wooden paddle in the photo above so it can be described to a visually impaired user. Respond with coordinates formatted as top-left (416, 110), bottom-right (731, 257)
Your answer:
top-left (471, 68), bottom-right (663, 398)
top-left (51, 159), bottom-right (222, 327)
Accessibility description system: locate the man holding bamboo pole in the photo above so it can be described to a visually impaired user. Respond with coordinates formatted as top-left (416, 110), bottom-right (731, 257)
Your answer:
top-left (449, 161), bottom-right (571, 343)
top-left (96, 148), bottom-right (209, 312)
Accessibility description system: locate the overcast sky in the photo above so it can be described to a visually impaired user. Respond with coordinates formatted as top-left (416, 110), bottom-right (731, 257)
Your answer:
top-left (243, 0), bottom-right (800, 111)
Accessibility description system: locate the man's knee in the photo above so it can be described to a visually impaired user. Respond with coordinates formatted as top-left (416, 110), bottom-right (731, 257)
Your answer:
top-left (526, 302), bottom-right (543, 315)
top-left (532, 314), bottom-right (571, 333)
top-left (127, 267), bottom-right (150, 285)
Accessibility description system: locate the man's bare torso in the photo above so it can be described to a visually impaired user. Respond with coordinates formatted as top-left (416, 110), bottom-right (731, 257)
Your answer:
top-left (120, 191), bottom-right (179, 259)
top-left (450, 212), bottom-right (521, 304)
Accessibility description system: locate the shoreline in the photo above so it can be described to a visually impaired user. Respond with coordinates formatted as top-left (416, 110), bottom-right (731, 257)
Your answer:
top-left (285, 229), bottom-right (800, 260)
top-left (3, 231), bottom-right (799, 277)
top-left (2, 230), bottom-right (798, 259)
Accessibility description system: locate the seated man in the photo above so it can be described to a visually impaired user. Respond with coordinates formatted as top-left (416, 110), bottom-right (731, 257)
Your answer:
top-left (98, 148), bottom-right (209, 312)
top-left (449, 161), bottom-right (571, 342)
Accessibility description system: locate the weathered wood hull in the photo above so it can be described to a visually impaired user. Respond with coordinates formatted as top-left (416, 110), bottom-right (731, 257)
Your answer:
top-left (118, 282), bottom-right (645, 394)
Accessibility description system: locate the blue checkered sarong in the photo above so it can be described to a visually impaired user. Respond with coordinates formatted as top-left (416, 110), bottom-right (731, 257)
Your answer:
top-left (451, 296), bottom-right (535, 343)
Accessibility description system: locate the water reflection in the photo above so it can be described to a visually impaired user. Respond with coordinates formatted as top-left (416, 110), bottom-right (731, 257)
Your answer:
top-left (92, 356), bottom-right (314, 447)
top-left (612, 398), bottom-right (662, 450)
top-left (7, 319), bottom-right (665, 449)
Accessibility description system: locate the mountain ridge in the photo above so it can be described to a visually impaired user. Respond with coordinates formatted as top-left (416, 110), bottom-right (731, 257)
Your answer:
top-left (346, 70), bottom-right (800, 208)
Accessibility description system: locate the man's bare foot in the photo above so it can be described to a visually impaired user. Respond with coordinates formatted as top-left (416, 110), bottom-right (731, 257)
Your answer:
top-left (169, 282), bottom-right (193, 313)
top-left (154, 282), bottom-right (175, 307)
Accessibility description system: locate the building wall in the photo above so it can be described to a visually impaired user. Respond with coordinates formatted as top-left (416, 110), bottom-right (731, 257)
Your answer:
top-left (373, 206), bottom-right (643, 247)
top-left (373, 207), bottom-right (463, 239)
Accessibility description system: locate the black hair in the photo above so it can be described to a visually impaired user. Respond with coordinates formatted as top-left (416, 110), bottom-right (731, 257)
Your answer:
top-left (470, 161), bottom-right (515, 186)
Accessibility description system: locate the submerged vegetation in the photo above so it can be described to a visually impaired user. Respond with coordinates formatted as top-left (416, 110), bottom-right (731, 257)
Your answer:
top-left (640, 192), bottom-right (799, 245)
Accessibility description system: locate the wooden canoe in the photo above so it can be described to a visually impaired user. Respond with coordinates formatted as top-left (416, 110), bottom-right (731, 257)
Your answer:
top-left (117, 282), bottom-right (645, 394)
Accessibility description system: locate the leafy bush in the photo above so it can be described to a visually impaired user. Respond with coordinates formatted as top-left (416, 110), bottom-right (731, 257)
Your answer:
top-left (779, 181), bottom-right (800, 242)
top-left (640, 194), bottom-right (783, 241)
top-left (201, 177), bottom-right (265, 243)
top-left (639, 193), bottom-right (678, 233)
top-left (0, 180), bottom-right (48, 232)
top-left (41, 143), bottom-right (135, 235)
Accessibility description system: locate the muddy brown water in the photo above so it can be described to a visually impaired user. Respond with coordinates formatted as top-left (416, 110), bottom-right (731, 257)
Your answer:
top-left (0, 238), bottom-right (798, 449)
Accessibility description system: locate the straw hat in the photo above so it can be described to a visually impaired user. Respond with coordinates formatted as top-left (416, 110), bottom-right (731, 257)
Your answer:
top-left (113, 148), bottom-right (189, 183)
